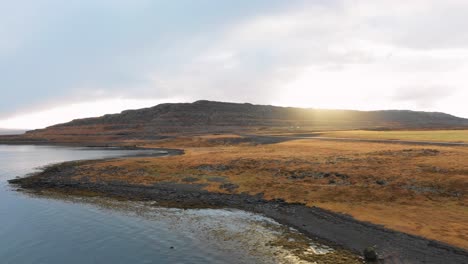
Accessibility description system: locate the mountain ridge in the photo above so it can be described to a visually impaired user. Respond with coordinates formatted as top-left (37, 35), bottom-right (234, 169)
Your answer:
top-left (46, 100), bottom-right (467, 127)
top-left (5, 100), bottom-right (468, 143)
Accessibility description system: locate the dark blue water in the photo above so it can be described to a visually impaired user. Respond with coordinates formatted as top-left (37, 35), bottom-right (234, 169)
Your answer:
top-left (0, 145), bottom-right (318, 264)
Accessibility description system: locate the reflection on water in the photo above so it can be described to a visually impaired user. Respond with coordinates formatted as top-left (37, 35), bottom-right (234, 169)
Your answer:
top-left (0, 145), bottom-right (329, 264)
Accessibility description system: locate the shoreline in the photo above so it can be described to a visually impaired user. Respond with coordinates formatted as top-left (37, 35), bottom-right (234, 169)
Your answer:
top-left (9, 158), bottom-right (468, 264)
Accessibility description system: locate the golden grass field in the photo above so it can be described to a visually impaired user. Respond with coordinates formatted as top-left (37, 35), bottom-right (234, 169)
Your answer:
top-left (62, 133), bottom-right (468, 249)
top-left (319, 130), bottom-right (468, 143)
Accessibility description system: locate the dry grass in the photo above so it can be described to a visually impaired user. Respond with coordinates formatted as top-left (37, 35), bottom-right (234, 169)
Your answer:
top-left (65, 136), bottom-right (468, 249)
top-left (319, 130), bottom-right (468, 143)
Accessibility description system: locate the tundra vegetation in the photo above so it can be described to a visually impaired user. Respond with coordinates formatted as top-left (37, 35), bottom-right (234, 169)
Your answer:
top-left (317, 130), bottom-right (468, 143)
top-left (33, 132), bottom-right (467, 249)
top-left (4, 101), bottom-right (467, 260)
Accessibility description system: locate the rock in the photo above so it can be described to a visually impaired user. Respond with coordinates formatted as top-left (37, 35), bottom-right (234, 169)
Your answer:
top-left (363, 246), bottom-right (378, 261)
top-left (376, 180), bottom-right (387, 186)
top-left (288, 174), bottom-right (305, 180)
top-left (334, 172), bottom-right (349, 179)
top-left (8, 178), bottom-right (22, 184)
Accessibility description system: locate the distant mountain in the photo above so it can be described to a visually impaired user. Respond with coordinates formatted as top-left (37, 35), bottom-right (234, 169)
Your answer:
top-left (0, 129), bottom-right (25, 135)
top-left (4, 100), bottom-right (468, 143)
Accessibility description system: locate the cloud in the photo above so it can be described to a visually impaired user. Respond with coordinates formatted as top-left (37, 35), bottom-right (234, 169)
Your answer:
top-left (393, 85), bottom-right (458, 108)
top-left (1, 0), bottom-right (468, 126)
top-left (0, 1), bottom-right (290, 114)
top-left (0, 97), bottom-right (185, 129)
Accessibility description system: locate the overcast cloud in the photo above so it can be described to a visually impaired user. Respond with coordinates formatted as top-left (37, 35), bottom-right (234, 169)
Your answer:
top-left (1, 0), bottom-right (468, 129)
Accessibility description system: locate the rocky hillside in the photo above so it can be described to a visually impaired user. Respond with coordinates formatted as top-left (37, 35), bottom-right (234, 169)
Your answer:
top-left (6, 100), bottom-right (468, 143)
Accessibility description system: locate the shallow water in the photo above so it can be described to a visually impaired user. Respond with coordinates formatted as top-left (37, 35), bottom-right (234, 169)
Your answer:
top-left (0, 145), bottom-right (326, 264)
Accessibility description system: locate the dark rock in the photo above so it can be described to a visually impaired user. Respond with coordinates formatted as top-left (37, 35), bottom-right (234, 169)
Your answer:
top-left (288, 174), bottom-right (305, 180)
top-left (363, 246), bottom-right (378, 261)
top-left (375, 180), bottom-right (387, 186)
top-left (8, 178), bottom-right (22, 184)
top-left (334, 172), bottom-right (349, 179)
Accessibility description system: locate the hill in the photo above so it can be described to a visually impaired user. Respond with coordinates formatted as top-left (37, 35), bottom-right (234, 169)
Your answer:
top-left (4, 100), bottom-right (468, 143)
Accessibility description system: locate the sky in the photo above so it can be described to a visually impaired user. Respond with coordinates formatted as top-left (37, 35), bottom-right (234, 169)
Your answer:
top-left (1, 0), bottom-right (468, 129)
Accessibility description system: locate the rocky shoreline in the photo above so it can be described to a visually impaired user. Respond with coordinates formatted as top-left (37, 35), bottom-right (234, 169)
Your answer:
top-left (9, 158), bottom-right (468, 264)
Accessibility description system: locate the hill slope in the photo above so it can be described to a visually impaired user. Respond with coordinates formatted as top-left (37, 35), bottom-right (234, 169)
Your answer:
top-left (8, 100), bottom-right (468, 142)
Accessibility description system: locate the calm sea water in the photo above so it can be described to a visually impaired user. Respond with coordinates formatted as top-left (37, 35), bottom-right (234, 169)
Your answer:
top-left (0, 145), bottom-right (317, 264)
